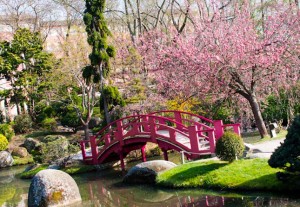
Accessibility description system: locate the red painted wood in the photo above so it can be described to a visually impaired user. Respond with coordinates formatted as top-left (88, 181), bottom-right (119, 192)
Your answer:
top-left (141, 145), bottom-right (146, 162)
top-left (80, 110), bottom-right (240, 166)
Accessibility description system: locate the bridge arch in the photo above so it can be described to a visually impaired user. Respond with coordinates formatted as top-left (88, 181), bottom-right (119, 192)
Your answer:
top-left (80, 110), bottom-right (241, 169)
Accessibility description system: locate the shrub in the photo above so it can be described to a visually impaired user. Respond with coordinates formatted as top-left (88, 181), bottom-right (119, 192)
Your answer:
top-left (269, 115), bottom-right (300, 173)
top-left (40, 136), bottom-right (69, 163)
top-left (13, 114), bottom-right (33, 134)
top-left (41, 118), bottom-right (57, 131)
top-left (0, 124), bottom-right (14, 141)
top-left (0, 134), bottom-right (8, 151)
top-left (215, 131), bottom-right (244, 162)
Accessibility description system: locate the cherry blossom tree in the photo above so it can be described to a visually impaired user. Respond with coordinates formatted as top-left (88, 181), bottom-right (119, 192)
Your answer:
top-left (139, 2), bottom-right (300, 138)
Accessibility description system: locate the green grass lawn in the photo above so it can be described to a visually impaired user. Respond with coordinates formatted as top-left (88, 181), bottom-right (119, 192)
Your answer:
top-left (242, 130), bottom-right (287, 144)
top-left (157, 159), bottom-right (300, 193)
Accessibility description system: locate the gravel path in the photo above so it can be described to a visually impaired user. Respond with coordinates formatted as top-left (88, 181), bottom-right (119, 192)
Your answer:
top-left (244, 138), bottom-right (285, 159)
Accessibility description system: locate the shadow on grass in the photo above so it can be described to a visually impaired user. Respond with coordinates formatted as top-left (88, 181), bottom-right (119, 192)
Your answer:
top-left (166, 163), bottom-right (227, 182)
top-left (25, 131), bottom-right (74, 139)
top-left (239, 173), bottom-right (300, 193)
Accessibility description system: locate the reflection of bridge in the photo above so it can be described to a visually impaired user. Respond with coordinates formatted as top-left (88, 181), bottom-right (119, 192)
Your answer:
top-left (80, 110), bottom-right (240, 170)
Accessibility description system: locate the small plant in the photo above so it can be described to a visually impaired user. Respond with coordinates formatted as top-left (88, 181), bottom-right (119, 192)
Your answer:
top-left (0, 124), bottom-right (14, 141)
top-left (13, 114), bottom-right (33, 134)
top-left (0, 134), bottom-right (8, 151)
top-left (215, 131), bottom-right (245, 162)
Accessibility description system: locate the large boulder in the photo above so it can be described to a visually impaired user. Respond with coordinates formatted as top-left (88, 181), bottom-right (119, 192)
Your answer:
top-left (123, 160), bottom-right (177, 184)
top-left (12, 147), bottom-right (28, 158)
top-left (0, 151), bottom-right (14, 168)
top-left (23, 138), bottom-right (41, 152)
top-left (28, 169), bottom-right (81, 207)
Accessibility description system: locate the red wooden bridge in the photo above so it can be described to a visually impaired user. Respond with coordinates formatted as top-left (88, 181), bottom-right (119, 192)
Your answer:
top-left (80, 110), bottom-right (240, 170)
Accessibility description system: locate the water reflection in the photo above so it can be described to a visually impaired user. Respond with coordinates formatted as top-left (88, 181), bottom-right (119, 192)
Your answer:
top-left (75, 169), bottom-right (300, 207)
top-left (1, 165), bottom-right (300, 207)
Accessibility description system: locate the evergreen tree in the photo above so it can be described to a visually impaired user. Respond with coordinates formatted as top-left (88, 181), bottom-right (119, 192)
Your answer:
top-left (269, 115), bottom-right (300, 173)
top-left (0, 28), bottom-right (54, 119)
top-left (83, 0), bottom-right (116, 125)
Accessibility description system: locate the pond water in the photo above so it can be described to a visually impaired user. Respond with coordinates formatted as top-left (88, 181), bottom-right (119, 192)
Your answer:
top-left (1, 155), bottom-right (300, 207)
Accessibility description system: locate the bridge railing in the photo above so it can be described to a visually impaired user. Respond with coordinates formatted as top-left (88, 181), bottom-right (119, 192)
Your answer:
top-left (81, 111), bottom-right (241, 163)
top-left (149, 110), bottom-right (214, 126)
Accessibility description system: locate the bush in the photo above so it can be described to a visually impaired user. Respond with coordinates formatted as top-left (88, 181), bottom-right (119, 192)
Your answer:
top-left (215, 131), bottom-right (244, 162)
top-left (269, 115), bottom-right (300, 173)
top-left (13, 114), bottom-right (33, 134)
top-left (0, 134), bottom-right (8, 151)
top-left (41, 118), bottom-right (57, 131)
top-left (40, 136), bottom-right (69, 163)
top-left (0, 124), bottom-right (14, 141)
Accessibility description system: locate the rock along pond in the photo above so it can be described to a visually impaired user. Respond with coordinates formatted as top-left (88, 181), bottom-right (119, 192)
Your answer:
top-left (1, 155), bottom-right (300, 207)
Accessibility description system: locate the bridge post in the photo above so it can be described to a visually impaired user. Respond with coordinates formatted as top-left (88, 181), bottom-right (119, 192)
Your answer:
top-left (149, 117), bottom-right (157, 143)
top-left (188, 126), bottom-right (200, 152)
top-left (174, 111), bottom-right (183, 130)
top-left (141, 145), bottom-right (147, 162)
top-left (208, 130), bottom-right (216, 153)
top-left (119, 149), bottom-right (125, 171)
top-left (104, 134), bottom-right (111, 145)
top-left (163, 149), bottom-right (168, 161)
top-left (116, 121), bottom-right (124, 146)
top-left (142, 116), bottom-right (150, 132)
top-left (214, 120), bottom-right (224, 140)
top-left (80, 142), bottom-right (86, 160)
top-left (90, 135), bottom-right (98, 165)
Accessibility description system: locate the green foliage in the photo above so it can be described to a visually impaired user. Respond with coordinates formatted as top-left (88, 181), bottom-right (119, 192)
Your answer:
top-left (13, 114), bottom-right (33, 134)
top-left (63, 165), bottom-right (96, 175)
top-left (0, 28), bottom-right (54, 118)
top-left (60, 105), bottom-right (81, 130)
top-left (83, 0), bottom-right (115, 79)
top-left (262, 86), bottom-right (300, 126)
top-left (0, 134), bottom-right (8, 151)
top-left (0, 124), bottom-right (14, 141)
top-left (13, 155), bottom-right (34, 165)
top-left (262, 92), bottom-right (288, 125)
top-left (20, 164), bottom-right (48, 179)
top-left (40, 135), bottom-right (69, 163)
top-left (101, 85), bottom-right (125, 111)
top-left (269, 115), bottom-right (300, 173)
top-left (41, 118), bottom-right (57, 131)
top-left (215, 132), bottom-right (245, 162)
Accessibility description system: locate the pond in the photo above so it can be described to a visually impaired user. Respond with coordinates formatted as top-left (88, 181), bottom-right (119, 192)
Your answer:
top-left (1, 155), bottom-right (300, 207)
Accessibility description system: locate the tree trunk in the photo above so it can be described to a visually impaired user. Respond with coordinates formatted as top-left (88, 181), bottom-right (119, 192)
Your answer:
top-left (99, 63), bottom-right (111, 125)
top-left (247, 94), bottom-right (269, 138)
top-left (83, 124), bottom-right (89, 141)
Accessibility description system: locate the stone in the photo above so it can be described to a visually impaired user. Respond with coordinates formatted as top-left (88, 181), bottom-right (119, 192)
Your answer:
top-left (0, 151), bottom-right (14, 168)
top-left (135, 160), bottom-right (177, 172)
top-left (123, 166), bottom-right (157, 184)
top-left (28, 169), bottom-right (82, 207)
top-left (23, 138), bottom-right (41, 152)
top-left (12, 147), bottom-right (28, 158)
top-left (123, 160), bottom-right (177, 184)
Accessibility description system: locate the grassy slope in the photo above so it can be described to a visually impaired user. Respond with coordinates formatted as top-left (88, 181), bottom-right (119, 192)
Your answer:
top-left (157, 159), bottom-right (300, 192)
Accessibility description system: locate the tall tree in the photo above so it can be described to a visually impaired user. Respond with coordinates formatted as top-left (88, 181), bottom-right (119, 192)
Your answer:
top-left (139, 2), bottom-right (300, 138)
top-left (83, 0), bottom-right (116, 125)
top-left (0, 28), bottom-right (54, 119)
